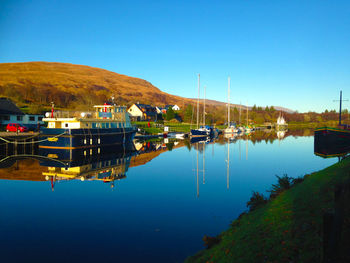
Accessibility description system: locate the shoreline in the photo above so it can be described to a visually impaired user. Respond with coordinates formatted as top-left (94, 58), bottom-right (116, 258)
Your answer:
top-left (186, 156), bottom-right (350, 262)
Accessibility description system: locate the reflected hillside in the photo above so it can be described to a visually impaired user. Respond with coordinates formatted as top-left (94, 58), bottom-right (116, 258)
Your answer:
top-left (0, 158), bottom-right (47, 181)
top-left (131, 139), bottom-right (187, 167)
top-left (0, 130), bottom-right (317, 185)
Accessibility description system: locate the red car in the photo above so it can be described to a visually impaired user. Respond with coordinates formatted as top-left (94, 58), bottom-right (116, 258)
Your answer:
top-left (6, 123), bottom-right (28, 132)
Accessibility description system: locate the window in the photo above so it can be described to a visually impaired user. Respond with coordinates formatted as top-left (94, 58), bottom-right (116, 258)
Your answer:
top-left (17, 116), bottom-right (23, 121)
top-left (29, 116), bottom-right (35, 121)
top-left (65, 123), bottom-right (68, 128)
top-left (38, 117), bottom-right (43, 121)
top-left (3, 116), bottom-right (10, 121)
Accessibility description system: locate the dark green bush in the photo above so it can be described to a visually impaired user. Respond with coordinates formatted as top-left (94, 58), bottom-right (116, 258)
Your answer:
top-left (246, 191), bottom-right (267, 211)
top-left (203, 235), bottom-right (221, 249)
top-left (268, 174), bottom-right (293, 199)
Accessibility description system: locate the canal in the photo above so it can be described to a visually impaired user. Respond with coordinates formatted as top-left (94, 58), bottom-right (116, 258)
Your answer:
top-left (0, 130), bottom-right (338, 262)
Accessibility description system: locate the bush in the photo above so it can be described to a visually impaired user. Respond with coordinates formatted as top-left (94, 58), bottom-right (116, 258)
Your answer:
top-left (268, 174), bottom-right (293, 199)
top-left (203, 235), bottom-right (221, 249)
top-left (246, 191), bottom-right (267, 211)
top-left (292, 176), bottom-right (304, 185)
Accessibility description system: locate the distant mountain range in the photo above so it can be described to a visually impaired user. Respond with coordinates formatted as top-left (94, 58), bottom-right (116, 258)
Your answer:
top-left (0, 61), bottom-right (294, 113)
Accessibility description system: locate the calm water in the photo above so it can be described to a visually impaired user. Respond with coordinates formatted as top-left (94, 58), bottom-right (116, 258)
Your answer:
top-left (0, 132), bottom-right (337, 263)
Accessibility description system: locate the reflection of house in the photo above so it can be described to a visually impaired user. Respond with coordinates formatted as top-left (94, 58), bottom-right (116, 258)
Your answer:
top-left (0, 97), bottom-right (44, 129)
top-left (165, 104), bottom-right (180, 111)
top-left (127, 103), bottom-right (157, 121)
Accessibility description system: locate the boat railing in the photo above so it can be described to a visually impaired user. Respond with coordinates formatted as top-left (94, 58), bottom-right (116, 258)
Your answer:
top-left (52, 111), bottom-right (94, 119)
top-left (51, 111), bottom-right (128, 122)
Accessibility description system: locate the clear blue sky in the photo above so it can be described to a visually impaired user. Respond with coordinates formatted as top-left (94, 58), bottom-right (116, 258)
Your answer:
top-left (1, 0), bottom-right (349, 112)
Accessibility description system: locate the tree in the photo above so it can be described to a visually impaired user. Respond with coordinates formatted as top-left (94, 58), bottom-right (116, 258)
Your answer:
top-left (246, 191), bottom-right (267, 212)
top-left (166, 107), bottom-right (175, 120)
top-left (268, 174), bottom-right (293, 199)
top-left (183, 104), bottom-right (193, 123)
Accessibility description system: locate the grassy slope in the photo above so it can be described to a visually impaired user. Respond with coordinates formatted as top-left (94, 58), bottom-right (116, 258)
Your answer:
top-left (186, 157), bottom-right (350, 263)
top-left (0, 61), bottom-right (192, 108)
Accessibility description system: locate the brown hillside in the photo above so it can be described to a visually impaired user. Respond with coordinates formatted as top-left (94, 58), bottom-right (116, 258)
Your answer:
top-left (0, 62), bottom-right (192, 109)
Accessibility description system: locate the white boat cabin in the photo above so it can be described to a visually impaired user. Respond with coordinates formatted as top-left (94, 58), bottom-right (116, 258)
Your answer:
top-left (43, 105), bottom-right (132, 129)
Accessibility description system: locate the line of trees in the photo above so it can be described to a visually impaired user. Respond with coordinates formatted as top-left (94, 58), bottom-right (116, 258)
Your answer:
top-left (176, 103), bottom-right (347, 125)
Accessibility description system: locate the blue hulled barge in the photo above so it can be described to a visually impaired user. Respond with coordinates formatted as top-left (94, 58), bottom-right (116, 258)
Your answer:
top-left (39, 104), bottom-right (137, 152)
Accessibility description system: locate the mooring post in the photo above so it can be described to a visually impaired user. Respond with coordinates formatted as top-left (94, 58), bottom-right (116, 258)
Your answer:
top-left (14, 140), bottom-right (17, 155)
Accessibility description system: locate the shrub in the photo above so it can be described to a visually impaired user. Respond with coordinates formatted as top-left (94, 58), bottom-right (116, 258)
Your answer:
top-left (203, 235), bottom-right (221, 249)
top-left (292, 176), bottom-right (304, 185)
top-left (246, 191), bottom-right (267, 211)
top-left (268, 174), bottom-right (293, 199)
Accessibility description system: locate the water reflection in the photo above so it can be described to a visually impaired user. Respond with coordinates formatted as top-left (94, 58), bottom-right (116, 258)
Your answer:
top-left (0, 129), bottom-right (340, 263)
top-left (40, 147), bottom-right (134, 190)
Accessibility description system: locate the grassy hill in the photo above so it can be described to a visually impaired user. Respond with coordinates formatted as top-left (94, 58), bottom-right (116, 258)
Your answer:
top-left (0, 62), bottom-right (191, 111)
top-left (186, 157), bottom-right (350, 262)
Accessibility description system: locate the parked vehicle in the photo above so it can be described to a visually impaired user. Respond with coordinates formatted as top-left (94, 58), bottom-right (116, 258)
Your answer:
top-left (6, 123), bottom-right (28, 132)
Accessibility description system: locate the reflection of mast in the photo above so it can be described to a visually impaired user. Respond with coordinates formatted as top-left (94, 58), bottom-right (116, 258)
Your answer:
top-left (51, 176), bottom-right (55, 191)
top-left (226, 138), bottom-right (230, 190)
top-left (239, 139), bottom-right (241, 160)
top-left (203, 143), bottom-right (205, 184)
top-left (246, 136), bottom-right (248, 160)
top-left (196, 145), bottom-right (199, 198)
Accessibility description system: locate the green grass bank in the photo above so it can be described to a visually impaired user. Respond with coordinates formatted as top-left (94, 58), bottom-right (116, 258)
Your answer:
top-left (186, 157), bottom-right (350, 263)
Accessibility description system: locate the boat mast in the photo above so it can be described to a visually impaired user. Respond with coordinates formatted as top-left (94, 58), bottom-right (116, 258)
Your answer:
top-left (197, 74), bottom-right (200, 129)
top-left (227, 76), bottom-right (230, 128)
top-left (339, 90), bottom-right (342, 126)
top-left (246, 102), bottom-right (248, 127)
top-left (203, 86), bottom-right (206, 126)
top-left (239, 101), bottom-right (241, 125)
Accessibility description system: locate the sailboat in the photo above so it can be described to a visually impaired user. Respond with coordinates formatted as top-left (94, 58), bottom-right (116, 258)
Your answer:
top-left (224, 76), bottom-right (238, 134)
top-left (244, 103), bottom-right (251, 134)
top-left (314, 91), bottom-right (350, 155)
top-left (191, 74), bottom-right (212, 138)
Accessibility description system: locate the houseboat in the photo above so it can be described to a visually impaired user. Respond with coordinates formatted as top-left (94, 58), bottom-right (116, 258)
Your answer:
top-left (314, 91), bottom-right (350, 155)
top-left (39, 104), bottom-right (137, 151)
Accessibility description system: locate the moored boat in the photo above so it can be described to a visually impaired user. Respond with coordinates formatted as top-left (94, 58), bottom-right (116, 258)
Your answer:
top-left (314, 91), bottom-right (350, 156)
top-left (39, 104), bottom-right (137, 151)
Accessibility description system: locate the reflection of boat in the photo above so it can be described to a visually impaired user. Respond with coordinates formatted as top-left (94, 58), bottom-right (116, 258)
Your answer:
top-left (277, 130), bottom-right (286, 140)
top-left (190, 136), bottom-right (210, 144)
top-left (223, 133), bottom-right (237, 141)
top-left (40, 146), bottom-right (135, 188)
top-left (39, 104), bottom-right (137, 151)
top-left (167, 132), bottom-right (186, 139)
top-left (314, 91), bottom-right (350, 157)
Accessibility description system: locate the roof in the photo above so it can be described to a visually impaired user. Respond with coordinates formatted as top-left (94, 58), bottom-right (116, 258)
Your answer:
top-left (0, 97), bottom-right (24, 115)
top-left (134, 104), bottom-right (157, 116)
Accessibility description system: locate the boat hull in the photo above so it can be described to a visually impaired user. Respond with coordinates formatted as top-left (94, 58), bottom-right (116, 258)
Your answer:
top-left (314, 127), bottom-right (350, 157)
top-left (190, 129), bottom-right (210, 137)
top-left (39, 127), bottom-right (137, 151)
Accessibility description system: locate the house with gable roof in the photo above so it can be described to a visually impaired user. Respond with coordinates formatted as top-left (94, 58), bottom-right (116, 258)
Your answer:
top-left (127, 103), bottom-right (158, 121)
top-left (0, 97), bottom-right (44, 130)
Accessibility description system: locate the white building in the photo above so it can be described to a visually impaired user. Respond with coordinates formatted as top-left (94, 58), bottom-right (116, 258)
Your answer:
top-left (0, 97), bottom-right (44, 130)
